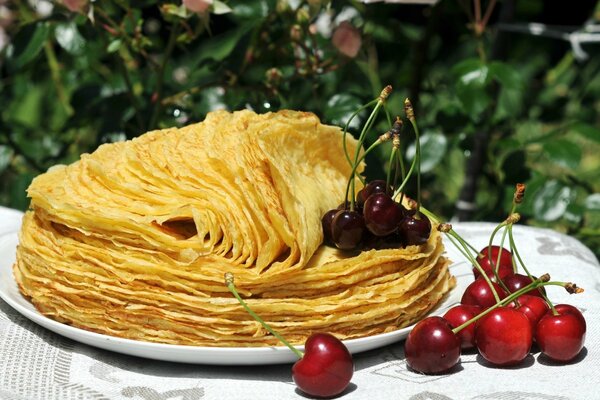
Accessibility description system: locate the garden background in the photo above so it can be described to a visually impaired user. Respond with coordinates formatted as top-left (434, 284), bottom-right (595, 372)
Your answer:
top-left (1, 0), bottom-right (599, 259)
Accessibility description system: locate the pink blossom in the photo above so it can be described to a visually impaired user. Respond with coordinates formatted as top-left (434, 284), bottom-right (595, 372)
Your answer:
top-left (63, 0), bottom-right (87, 13)
top-left (183, 0), bottom-right (212, 14)
top-left (331, 21), bottom-right (362, 58)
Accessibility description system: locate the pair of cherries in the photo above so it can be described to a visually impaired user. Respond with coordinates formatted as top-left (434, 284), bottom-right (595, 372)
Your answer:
top-left (404, 246), bottom-right (587, 374)
top-left (322, 180), bottom-right (431, 251)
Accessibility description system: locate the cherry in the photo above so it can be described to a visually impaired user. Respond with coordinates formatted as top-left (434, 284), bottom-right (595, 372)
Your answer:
top-left (359, 180), bottom-right (391, 204)
top-left (461, 277), bottom-right (508, 309)
top-left (475, 307), bottom-right (533, 366)
top-left (226, 274), bottom-right (354, 398)
top-left (474, 245), bottom-right (514, 280)
top-left (292, 333), bottom-right (354, 398)
top-left (363, 193), bottom-right (404, 236)
top-left (321, 209), bottom-right (338, 245)
top-left (398, 213), bottom-right (431, 245)
top-left (331, 210), bottom-right (365, 250)
top-left (443, 304), bottom-right (482, 350)
top-left (503, 274), bottom-right (546, 297)
top-left (512, 294), bottom-right (550, 333)
top-left (404, 316), bottom-right (461, 374)
top-left (535, 304), bottom-right (586, 362)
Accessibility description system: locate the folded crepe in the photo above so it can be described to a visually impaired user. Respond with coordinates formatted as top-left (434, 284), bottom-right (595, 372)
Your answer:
top-left (14, 109), bottom-right (455, 346)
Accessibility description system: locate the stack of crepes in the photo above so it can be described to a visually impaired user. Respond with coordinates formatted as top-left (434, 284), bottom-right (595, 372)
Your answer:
top-left (14, 110), bottom-right (455, 347)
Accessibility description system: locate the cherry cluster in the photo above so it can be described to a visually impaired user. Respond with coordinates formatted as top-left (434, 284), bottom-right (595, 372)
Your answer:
top-left (321, 179), bottom-right (432, 251)
top-left (321, 88), bottom-right (432, 252)
top-left (405, 241), bottom-right (587, 374)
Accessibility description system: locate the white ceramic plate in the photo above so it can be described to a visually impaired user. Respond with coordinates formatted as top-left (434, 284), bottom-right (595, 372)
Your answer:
top-left (0, 231), bottom-right (470, 365)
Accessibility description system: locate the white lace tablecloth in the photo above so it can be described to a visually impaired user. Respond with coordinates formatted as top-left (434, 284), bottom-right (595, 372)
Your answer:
top-left (1, 205), bottom-right (599, 400)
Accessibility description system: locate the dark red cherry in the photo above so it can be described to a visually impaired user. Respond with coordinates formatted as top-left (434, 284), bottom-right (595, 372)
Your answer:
top-left (363, 193), bottom-right (404, 236)
top-left (404, 316), bottom-right (461, 374)
top-left (292, 333), bottom-right (354, 398)
top-left (360, 180), bottom-right (391, 202)
top-left (331, 210), bottom-right (365, 250)
top-left (398, 213), bottom-right (431, 245)
top-left (443, 304), bottom-right (482, 350)
top-left (461, 277), bottom-right (508, 309)
top-left (503, 274), bottom-right (546, 297)
top-left (321, 209), bottom-right (338, 245)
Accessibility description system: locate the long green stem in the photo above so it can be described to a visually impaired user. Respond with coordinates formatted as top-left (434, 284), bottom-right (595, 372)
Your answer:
top-left (419, 207), bottom-right (501, 302)
top-left (225, 273), bottom-right (303, 359)
top-left (344, 139), bottom-right (383, 209)
top-left (342, 99), bottom-right (378, 169)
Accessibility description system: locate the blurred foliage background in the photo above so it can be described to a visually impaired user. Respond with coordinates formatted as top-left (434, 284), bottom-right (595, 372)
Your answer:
top-left (1, 0), bottom-right (599, 259)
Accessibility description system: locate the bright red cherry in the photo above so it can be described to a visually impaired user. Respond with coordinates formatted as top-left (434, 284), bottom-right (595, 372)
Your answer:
top-left (363, 193), bottom-right (404, 236)
top-left (475, 307), bottom-right (533, 366)
top-left (535, 304), bottom-right (586, 362)
top-left (513, 295), bottom-right (550, 333)
top-left (474, 245), bottom-right (514, 280)
top-left (331, 210), bottom-right (365, 250)
top-left (443, 304), bottom-right (482, 349)
top-left (461, 277), bottom-right (508, 309)
top-left (404, 316), bottom-right (461, 374)
top-left (292, 333), bottom-right (354, 398)
top-left (503, 274), bottom-right (546, 297)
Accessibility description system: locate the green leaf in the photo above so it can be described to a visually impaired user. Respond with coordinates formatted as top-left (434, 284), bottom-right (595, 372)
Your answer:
top-left (0, 145), bottom-right (13, 173)
top-left (489, 62), bottom-right (523, 89)
top-left (453, 59), bottom-right (491, 87)
top-left (55, 22), bottom-right (86, 55)
top-left (230, 0), bottom-right (269, 21)
top-left (585, 193), bottom-right (600, 211)
top-left (107, 39), bottom-right (123, 53)
top-left (542, 139), bottom-right (582, 170)
top-left (452, 59), bottom-right (492, 119)
top-left (406, 131), bottom-right (448, 173)
top-left (191, 22), bottom-right (258, 65)
top-left (323, 94), bottom-right (363, 129)
top-left (212, 0), bottom-right (233, 15)
top-left (532, 180), bottom-right (573, 222)
top-left (9, 22), bottom-right (50, 69)
top-left (570, 122), bottom-right (600, 143)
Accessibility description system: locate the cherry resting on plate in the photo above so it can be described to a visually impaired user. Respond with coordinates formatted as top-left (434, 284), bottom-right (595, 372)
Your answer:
top-left (475, 307), bottom-right (532, 366)
top-left (535, 304), bottom-right (586, 362)
top-left (404, 316), bottom-right (461, 374)
top-left (474, 245), bottom-right (514, 280)
top-left (292, 333), bottom-right (354, 398)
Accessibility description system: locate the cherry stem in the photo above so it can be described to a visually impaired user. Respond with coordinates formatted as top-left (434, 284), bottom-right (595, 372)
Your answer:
top-left (224, 273), bottom-right (304, 359)
top-left (507, 224), bottom-right (549, 301)
top-left (344, 139), bottom-right (383, 210)
top-left (452, 274), bottom-right (549, 334)
top-left (405, 98), bottom-right (422, 213)
top-left (420, 206), bottom-right (502, 303)
top-left (342, 99), bottom-right (377, 173)
top-left (351, 101), bottom-right (384, 204)
top-left (386, 139), bottom-right (398, 194)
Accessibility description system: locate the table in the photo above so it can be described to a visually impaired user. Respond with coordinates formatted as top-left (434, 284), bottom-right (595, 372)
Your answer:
top-left (1, 205), bottom-right (598, 399)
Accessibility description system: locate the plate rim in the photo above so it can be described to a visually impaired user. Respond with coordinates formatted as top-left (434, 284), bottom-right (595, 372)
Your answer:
top-left (0, 230), bottom-right (468, 365)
